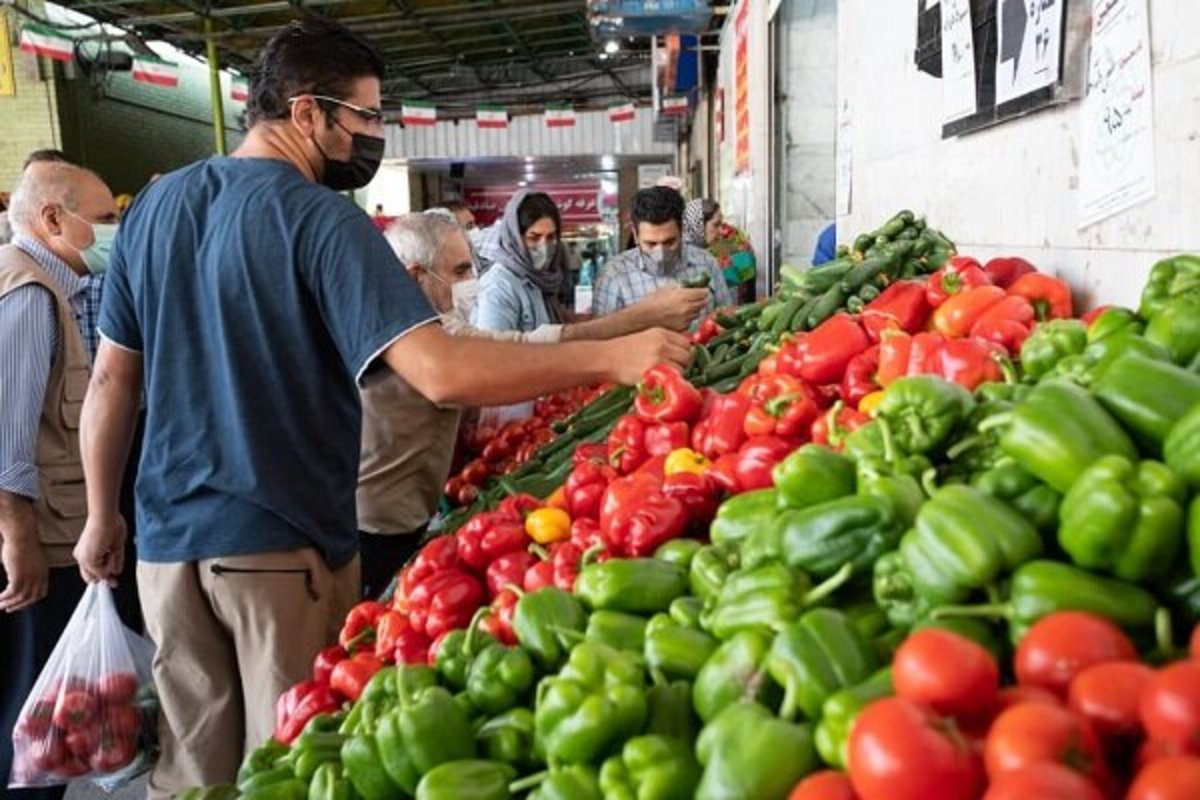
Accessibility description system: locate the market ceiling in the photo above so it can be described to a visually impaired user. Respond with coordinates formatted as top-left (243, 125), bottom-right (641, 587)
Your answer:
top-left (56, 0), bottom-right (655, 113)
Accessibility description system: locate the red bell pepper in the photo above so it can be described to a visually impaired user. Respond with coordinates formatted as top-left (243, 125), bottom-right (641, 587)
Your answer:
top-left (925, 256), bottom-right (991, 307)
top-left (643, 422), bottom-right (691, 457)
top-left (481, 589), bottom-right (519, 646)
top-left (375, 610), bottom-right (430, 665)
top-left (983, 256), bottom-right (1037, 289)
top-left (741, 373), bottom-right (821, 441)
top-left (485, 550), bottom-right (538, 599)
top-left (778, 314), bottom-right (871, 385)
top-left (937, 338), bottom-right (1003, 390)
top-left (570, 517), bottom-right (605, 550)
top-left (565, 460), bottom-right (617, 520)
top-left (756, 352), bottom-right (780, 375)
top-left (398, 535), bottom-right (459, 602)
top-left (312, 645), bottom-right (347, 687)
top-left (691, 393), bottom-right (751, 460)
top-left (599, 471), bottom-right (662, 544)
top-left (456, 512), bottom-right (528, 573)
top-left (618, 492), bottom-right (690, 557)
top-left (907, 332), bottom-right (949, 376)
top-left (706, 453), bottom-right (742, 494)
top-left (689, 314), bottom-right (722, 345)
top-left (662, 471), bottom-right (721, 531)
top-left (841, 345), bottom-right (882, 408)
top-left (862, 281), bottom-right (932, 340)
top-left (338, 601), bottom-right (386, 653)
top-left (634, 364), bottom-right (703, 424)
top-left (275, 680), bottom-right (342, 744)
top-left (496, 493), bottom-right (541, 520)
top-left (330, 653), bottom-right (384, 704)
top-left (607, 414), bottom-right (649, 474)
top-left (733, 436), bottom-right (794, 491)
top-left (523, 558), bottom-right (555, 592)
top-left (599, 468), bottom-right (686, 557)
top-left (405, 568), bottom-right (485, 641)
top-left (931, 285), bottom-right (1007, 338)
top-left (550, 539), bottom-right (609, 591)
top-left (811, 403), bottom-right (870, 451)
top-left (572, 442), bottom-right (608, 465)
top-left (877, 331), bottom-right (914, 388)
top-left (970, 294), bottom-right (1036, 354)
top-left (1008, 272), bottom-right (1073, 320)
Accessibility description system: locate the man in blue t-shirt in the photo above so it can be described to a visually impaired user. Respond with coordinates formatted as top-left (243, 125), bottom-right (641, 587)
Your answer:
top-left (71, 18), bottom-right (690, 796)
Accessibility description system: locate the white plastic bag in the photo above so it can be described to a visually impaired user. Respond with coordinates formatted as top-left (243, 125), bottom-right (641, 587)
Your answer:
top-left (8, 583), bottom-right (158, 790)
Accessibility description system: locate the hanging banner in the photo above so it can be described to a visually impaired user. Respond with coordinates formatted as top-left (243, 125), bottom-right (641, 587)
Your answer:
top-left (734, 0), bottom-right (751, 175)
top-left (230, 76), bottom-right (249, 103)
top-left (0, 14), bottom-right (15, 97)
top-left (662, 95), bottom-right (689, 116)
top-left (131, 54), bottom-right (179, 88)
top-left (463, 182), bottom-right (600, 227)
top-left (609, 101), bottom-right (636, 123)
top-left (401, 100), bottom-right (436, 126)
top-left (19, 22), bottom-right (73, 62)
top-left (476, 106), bottom-right (508, 129)
top-left (995, 0), bottom-right (1065, 106)
top-left (545, 105), bottom-right (576, 128)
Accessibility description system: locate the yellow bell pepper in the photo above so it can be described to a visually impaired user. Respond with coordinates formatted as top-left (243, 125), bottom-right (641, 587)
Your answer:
top-left (858, 390), bottom-right (886, 417)
top-left (664, 447), bottom-right (711, 476)
top-left (525, 507), bottom-right (572, 545)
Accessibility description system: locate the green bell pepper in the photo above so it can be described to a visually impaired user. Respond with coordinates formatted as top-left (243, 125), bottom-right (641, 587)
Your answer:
top-left (709, 488), bottom-right (779, 546)
top-left (644, 678), bottom-right (698, 742)
top-left (1165, 405), bottom-right (1200, 488)
top-left (394, 664), bottom-right (439, 703)
top-left (901, 484), bottom-right (1042, 604)
top-left (846, 421), bottom-right (935, 478)
top-left (1020, 319), bottom-right (1087, 380)
top-left (575, 558), bottom-right (688, 614)
top-left (433, 610), bottom-right (495, 691)
top-left (767, 608), bottom-right (879, 721)
top-left (692, 629), bottom-right (778, 723)
top-left (1190, 497), bottom-right (1200, 578)
top-left (1088, 306), bottom-right (1144, 343)
top-left (414, 760), bottom-right (516, 800)
top-left (585, 610), bottom-right (648, 653)
top-left (1059, 455), bottom-right (1187, 583)
top-left (238, 739), bottom-right (289, 786)
top-left (1139, 254), bottom-right (1200, 319)
top-left (397, 686), bottom-right (475, 776)
top-left (653, 538), bottom-right (702, 569)
top-left (241, 780), bottom-right (307, 800)
top-left (858, 470), bottom-right (926, 527)
top-left (876, 375), bottom-right (975, 454)
top-left (475, 707), bottom-right (536, 771)
top-left (695, 702), bottom-right (817, 800)
top-left (466, 643), bottom-right (536, 715)
top-left (237, 764), bottom-right (303, 798)
top-left (308, 764), bottom-right (354, 800)
top-left (668, 596), bottom-right (703, 629)
top-left (971, 460), bottom-right (1061, 534)
top-left (844, 601), bottom-right (892, 641)
top-left (373, 711), bottom-right (420, 795)
top-left (1146, 295), bottom-right (1200, 365)
top-left (644, 613), bottom-right (719, 681)
top-left (873, 550), bottom-right (931, 628)
top-left (535, 641), bottom-right (647, 765)
top-left (1164, 570), bottom-right (1200, 627)
top-left (774, 494), bottom-right (903, 579)
top-left (688, 544), bottom-right (739, 603)
top-left (1093, 351), bottom-right (1200, 450)
top-left (513, 587), bottom-right (588, 671)
top-left (997, 379), bottom-right (1137, 492)
top-left (813, 667), bottom-right (894, 769)
top-left (935, 559), bottom-right (1161, 642)
top-left (527, 766), bottom-right (602, 800)
top-left (1082, 330), bottom-right (1170, 381)
top-left (288, 727), bottom-right (347, 782)
top-left (701, 562), bottom-right (815, 639)
top-left (772, 444), bottom-right (857, 510)
top-left (598, 735), bottom-right (701, 800)
top-left (341, 735), bottom-right (401, 800)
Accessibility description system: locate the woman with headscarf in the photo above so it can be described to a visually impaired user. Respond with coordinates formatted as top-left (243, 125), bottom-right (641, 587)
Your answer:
top-left (474, 190), bottom-right (568, 333)
top-left (683, 198), bottom-right (723, 249)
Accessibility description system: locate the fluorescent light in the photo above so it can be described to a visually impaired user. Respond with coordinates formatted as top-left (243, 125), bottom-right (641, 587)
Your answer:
top-left (604, 40), bottom-right (620, 54)
top-left (600, 155), bottom-right (616, 170)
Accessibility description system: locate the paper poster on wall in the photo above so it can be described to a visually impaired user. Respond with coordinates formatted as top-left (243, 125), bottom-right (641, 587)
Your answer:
top-left (1078, 0), bottom-right (1155, 229)
top-left (995, 0), bottom-right (1065, 106)
top-left (836, 100), bottom-right (853, 216)
top-left (940, 0), bottom-right (977, 122)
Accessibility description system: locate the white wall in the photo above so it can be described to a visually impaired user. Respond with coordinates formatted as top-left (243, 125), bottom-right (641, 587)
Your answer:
top-left (837, 0), bottom-right (1200, 308)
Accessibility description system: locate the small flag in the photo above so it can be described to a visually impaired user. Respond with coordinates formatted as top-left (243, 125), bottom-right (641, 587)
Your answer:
top-left (476, 106), bottom-right (508, 129)
top-left (609, 101), bottom-right (636, 123)
top-left (402, 100), bottom-right (437, 126)
top-left (131, 54), bottom-right (179, 88)
top-left (19, 23), bottom-right (73, 63)
top-left (545, 105), bottom-right (576, 128)
top-left (230, 76), bottom-right (249, 103)
top-left (662, 95), bottom-right (689, 116)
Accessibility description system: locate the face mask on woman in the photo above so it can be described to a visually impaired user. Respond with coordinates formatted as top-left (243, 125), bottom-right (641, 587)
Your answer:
top-left (529, 241), bottom-right (556, 272)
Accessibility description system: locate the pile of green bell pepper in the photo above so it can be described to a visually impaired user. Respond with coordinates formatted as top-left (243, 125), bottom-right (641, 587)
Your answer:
top-left (695, 702), bottom-right (817, 800)
top-left (766, 608), bottom-right (879, 721)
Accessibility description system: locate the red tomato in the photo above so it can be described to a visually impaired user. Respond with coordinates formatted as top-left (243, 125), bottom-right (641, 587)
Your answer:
top-left (28, 734), bottom-right (66, 772)
top-left (1015, 611), bottom-right (1136, 695)
top-left (89, 734), bottom-right (137, 773)
top-left (41, 676), bottom-right (89, 705)
top-left (996, 685), bottom-right (1061, 712)
top-left (982, 762), bottom-right (1105, 800)
top-left (481, 438), bottom-right (511, 464)
top-left (455, 483), bottom-right (479, 507)
top-left (58, 755), bottom-right (91, 778)
top-left (788, 769), bottom-right (858, 800)
top-left (893, 628), bottom-right (999, 719)
top-left (17, 700), bottom-right (55, 739)
top-left (1127, 756), bottom-right (1200, 800)
top-left (53, 690), bottom-right (99, 731)
top-left (984, 702), bottom-right (1109, 789)
top-left (1140, 660), bottom-right (1200, 749)
top-left (1137, 738), bottom-right (1200, 772)
top-left (64, 725), bottom-right (99, 758)
top-left (848, 697), bottom-right (984, 800)
top-left (443, 476), bottom-right (465, 502)
top-left (1068, 660), bottom-right (1154, 743)
top-left (96, 672), bottom-right (139, 705)
top-left (461, 459), bottom-right (491, 486)
top-left (102, 704), bottom-right (142, 739)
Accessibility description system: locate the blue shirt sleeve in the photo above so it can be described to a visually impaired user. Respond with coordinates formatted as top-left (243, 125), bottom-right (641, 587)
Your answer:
top-left (97, 228), bottom-right (143, 352)
top-left (813, 223), bottom-right (838, 266)
top-left (473, 269), bottom-right (524, 333)
top-left (0, 285), bottom-right (55, 499)
top-left (592, 260), bottom-right (623, 316)
top-left (303, 207), bottom-right (437, 380)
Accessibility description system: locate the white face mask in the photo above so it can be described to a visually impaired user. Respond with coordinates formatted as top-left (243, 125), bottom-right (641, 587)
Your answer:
top-left (450, 278), bottom-right (480, 321)
top-left (529, 242), bottom-right (556, 272)
top-left (641, 243), bottom-right (681, 272)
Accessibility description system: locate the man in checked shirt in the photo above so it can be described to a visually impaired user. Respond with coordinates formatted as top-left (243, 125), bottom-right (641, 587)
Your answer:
top-left (593, 186), bottom-right (733, 320)
top-left (0, 156), bottom-right (118, 798)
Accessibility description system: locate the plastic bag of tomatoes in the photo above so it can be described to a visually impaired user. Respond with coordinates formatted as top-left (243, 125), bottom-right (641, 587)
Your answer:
top-left (8, 583), bottom-right (158, 791)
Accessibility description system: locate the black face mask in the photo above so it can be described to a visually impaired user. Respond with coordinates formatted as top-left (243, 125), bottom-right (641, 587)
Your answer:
top-left (314, 117), bottom-right (385, 192)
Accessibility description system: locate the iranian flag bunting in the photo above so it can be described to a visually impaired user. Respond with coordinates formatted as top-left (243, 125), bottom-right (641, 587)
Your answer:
top-left (131, 55), bottom-right (179, 88)
top-left (230, 76), bottom-right (249, 102)
top-left (545, 105), bottom-right (576, 128)
top-left (662, 95), bottom-right (689, 116)
top-left (609, 101), bottom-right (636, 123)
top-left (19, 23), bottom-right (73, 63)
top-left (476, 106), bottom-right (508, 129)
top-left (402, 100), bottom-right (437, 126)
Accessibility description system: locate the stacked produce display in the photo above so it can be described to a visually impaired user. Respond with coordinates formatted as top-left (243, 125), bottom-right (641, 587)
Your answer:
top-left (182, 221), bottom-right (1200, 800)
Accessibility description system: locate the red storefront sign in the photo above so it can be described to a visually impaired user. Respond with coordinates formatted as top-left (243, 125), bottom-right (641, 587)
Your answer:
top-left (463, 183), bottom-right (603, 227)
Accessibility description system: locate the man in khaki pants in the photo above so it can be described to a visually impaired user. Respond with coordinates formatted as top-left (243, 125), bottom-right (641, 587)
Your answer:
top-left (73, 17), bottom-right (690, 798)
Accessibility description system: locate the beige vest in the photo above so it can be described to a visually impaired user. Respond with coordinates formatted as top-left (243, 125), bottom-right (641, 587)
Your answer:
top-left (0, 244), bottom-right (90, 567)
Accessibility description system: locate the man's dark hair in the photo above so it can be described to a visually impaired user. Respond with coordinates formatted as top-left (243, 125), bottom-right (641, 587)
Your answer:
top-left (245, 16), bottom-right (385, 127)
top-left (517, 192), bottom-right (561, 236)
top-left (441, 200), bottom-right (469, 214)
top-left (632, 186), bottom-right (685, 229)
top-left (23, 149), bottom-right (77, 170)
